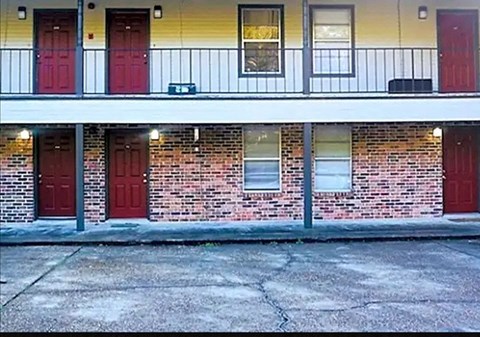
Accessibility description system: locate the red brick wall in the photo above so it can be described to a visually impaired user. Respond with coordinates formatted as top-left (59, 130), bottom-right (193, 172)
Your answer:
top-left (149, 124), bottom-right (304, 222)
top-left (313, 124), bottom-right (443, 220)
top-left (0, 126), bottom-right (34, 223)
top-left (85, 125), bottom-right (107, 223)
top-left (0, 122), bottom-right (449, 224)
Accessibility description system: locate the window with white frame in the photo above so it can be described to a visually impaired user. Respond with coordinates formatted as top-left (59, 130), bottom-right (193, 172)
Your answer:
top-left (315, 126), bottom-right (352, 191)
top-left (240, 6), bottom-right (283, 74)
top-left (243, 127), bottom-right (281, 191)
top-left (311, 6), bottom-right (354, 76)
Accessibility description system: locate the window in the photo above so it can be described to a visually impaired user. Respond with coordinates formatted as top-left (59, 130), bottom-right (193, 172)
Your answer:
top-left (243, 127), bottom-right (281, 191)
top-left (239, 6), bottom-right (284, 75)
top-left (315, 126), bottom-right (352, 191)
top-left (311, 6), bottom-right (354, 76)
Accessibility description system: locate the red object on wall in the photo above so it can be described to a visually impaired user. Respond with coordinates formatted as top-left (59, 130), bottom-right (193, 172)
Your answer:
top-left (35, 11), bottom-right (77, 94)
top-left (443, 128), bottom-right (479, 213)
top-left (107, 11), bottom-right (149, 94)
top-left (38, 130), bottom-right (76, 217)
top-left (438, 11), bottom-right (478, 93)
top-left (108, 131), bottom-right (148, 218)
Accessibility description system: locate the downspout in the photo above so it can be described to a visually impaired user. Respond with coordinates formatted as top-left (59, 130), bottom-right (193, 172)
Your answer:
top-left (397, 0), bottom-right (406, 77)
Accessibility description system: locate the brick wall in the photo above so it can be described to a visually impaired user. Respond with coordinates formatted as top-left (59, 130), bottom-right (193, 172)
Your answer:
top-left (0, 122), bottom-right (450, 224)
top-left (0, 126), bottom-right (34, 223)
top-left (149, 124), bottom-right (304, 222)
top-left (313, 123), bottom-right (443, 220)
top-left (85, 125), bottom-right (107, 223)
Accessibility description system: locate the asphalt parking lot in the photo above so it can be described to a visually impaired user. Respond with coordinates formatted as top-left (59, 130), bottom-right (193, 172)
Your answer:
top-left (1, 240), bottom-right (479, 332)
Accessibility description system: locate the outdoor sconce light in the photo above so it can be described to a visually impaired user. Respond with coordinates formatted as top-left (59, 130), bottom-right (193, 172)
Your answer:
top-left (87, 3), bottom-right (96, 10)
top-left (193, 127), bottom-right (200, 143)
top-left (418, 6), bottom-right (428, 20)
top-left (433, 127), bottom-right (442, 138)
top-left (18, 6), bottom-right (27, 20)
top-left (153, 5), bottom-right (163, 19)
top-left (19, 129), bottom-right (31, 140)
top-left (150, 129), bottom-right (160, 141)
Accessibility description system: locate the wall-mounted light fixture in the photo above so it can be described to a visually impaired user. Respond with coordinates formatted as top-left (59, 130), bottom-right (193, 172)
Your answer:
top-left (19, 129), bottom-right (31, 140)
top-left (87, 2), bottom-right (96, 10)
top-left (433, 127), bottom-right (442, 138)
top-left (18, 6), bottom-right (27, 20)
top-left (418, 6), bottom-right (428, 20)
top-left (150, 129), bottom-right (160, 140)
top-left (193, 127), bottom-right (200, 143)
top-left (153, 5), bottom-right (163, 19)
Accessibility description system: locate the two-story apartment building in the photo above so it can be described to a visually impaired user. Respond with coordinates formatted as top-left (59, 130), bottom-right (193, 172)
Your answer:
top-left (0, 0), bottom-right (479, 230)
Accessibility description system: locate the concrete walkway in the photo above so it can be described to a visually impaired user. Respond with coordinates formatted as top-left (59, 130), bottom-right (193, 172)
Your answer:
top-left (1, 216), bottom-right (480, 245)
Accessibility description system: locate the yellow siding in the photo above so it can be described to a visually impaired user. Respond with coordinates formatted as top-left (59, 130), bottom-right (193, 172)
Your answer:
top-left (83, 0), bottom-right (303, 48)
top-left (0, 0), bottom-right (77, 47)
top-left (1, 0), bottom-right (479, 48)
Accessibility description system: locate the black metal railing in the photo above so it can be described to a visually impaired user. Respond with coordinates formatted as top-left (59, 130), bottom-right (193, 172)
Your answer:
top-left (1, 47), bottom-right (478, 95)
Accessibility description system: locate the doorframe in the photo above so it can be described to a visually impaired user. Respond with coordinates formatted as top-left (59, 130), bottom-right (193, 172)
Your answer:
top-left (436, 9), bottom-right (480, 93)
top-left (477, 126), bottom-right (480, 213)
top-left (106, 128), bottom-right (150, 220)
top-left (442, 125), bottom-right (480, 214)
top-left (33, 128), bottom-right (39, 220)
top-left (105, 9), bottom-right (151, 95)
top-left (34, 127), bottom-right (77, 218)
top-left (33, 9), bottom-right (78, 94)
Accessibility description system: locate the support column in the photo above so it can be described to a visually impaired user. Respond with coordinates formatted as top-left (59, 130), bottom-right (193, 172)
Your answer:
top-left (303, 123), bottom-right (313, 229)
top-left (302, 0), bottom-right (311, 95)
top-left (75, 0), bottom-right (84, 96)
top-left (76, 124), bottom-right (85, 231)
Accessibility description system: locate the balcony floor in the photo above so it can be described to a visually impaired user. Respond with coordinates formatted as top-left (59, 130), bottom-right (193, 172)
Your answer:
top-left (2, 92), bottom-right (480, 100)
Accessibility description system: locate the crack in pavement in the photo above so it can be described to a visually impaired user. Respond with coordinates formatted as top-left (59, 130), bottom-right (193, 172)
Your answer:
top-left (435, 242), bottom-right (480, 260)
top-left (285, 299), bottom-right (480, 313)
top-left (21, 282), bottom-right (260, 295)
top-left (0, 247), bottom-right (83, 310)
top-left (252, 245), bottom-right (295, 332)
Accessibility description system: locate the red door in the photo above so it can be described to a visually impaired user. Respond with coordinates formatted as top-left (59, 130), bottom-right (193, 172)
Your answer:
top-left (438, 11), bottom-right (478, 93)
top-left (443, 128), bottom-right (479, 213)
top-left (109, 131), bottom-right (148, 218)
top-left (108, 11), bottom-right (149, 94)
top-left (35, 11), bottom-right (77, 94)
top-left (38, 130), bottom-right (76, 217)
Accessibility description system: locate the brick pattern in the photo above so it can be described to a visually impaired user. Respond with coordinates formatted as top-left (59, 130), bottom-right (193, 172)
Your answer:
top-left (0, 126), bottom-right (34, 223)
top-left (84, 125), bottom-right (107, 223)
top-left (149, 124), bottom-right (304, 222)
top-left (313, 124), bottom-right (444, 220)
top-left (1, 122), bottom-right (469, 224)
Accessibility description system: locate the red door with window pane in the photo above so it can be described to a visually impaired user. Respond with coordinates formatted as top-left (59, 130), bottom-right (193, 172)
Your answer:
top-left (443, 128), bottom-right (479, 213)
top-left (108, 11), bottom-right (149, 94)
top-left (109, 131), bottom-right (148, 218)
top-left (38, 130), bottom-right (76, 217)
top-left (438, 11), bottom-right (478, 93)
top-left (35, 11), bottom-right (77, 94)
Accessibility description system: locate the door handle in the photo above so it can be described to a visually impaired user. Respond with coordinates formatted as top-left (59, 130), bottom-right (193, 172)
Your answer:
top-left (142, 179), bottom-right (147, 184)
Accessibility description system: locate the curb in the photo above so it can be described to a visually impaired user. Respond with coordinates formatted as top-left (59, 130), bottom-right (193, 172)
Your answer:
top-left (1, 233), bottom-right (479, 246)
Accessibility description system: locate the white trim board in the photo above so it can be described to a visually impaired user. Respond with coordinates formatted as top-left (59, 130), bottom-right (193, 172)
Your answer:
top-left (1, 97), bottom-right (480, 124)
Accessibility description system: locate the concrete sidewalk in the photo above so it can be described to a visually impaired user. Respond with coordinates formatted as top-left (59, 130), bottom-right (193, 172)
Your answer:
top-left (1, 216), bottom-right (480, 245)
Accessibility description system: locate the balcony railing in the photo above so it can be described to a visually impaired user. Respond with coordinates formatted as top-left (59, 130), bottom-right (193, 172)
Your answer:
top-left (1, 47), bottom-right (478, 96)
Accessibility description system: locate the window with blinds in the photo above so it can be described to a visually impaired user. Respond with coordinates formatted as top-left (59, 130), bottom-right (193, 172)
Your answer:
top-left (243, 127), bottom-right (281, 191)
top-left (315, 126), bottom-right (352, 191)
top-left (240, 6), bottom-right (283, 75)
top-left (312, 6), bottom-right (354, 76)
